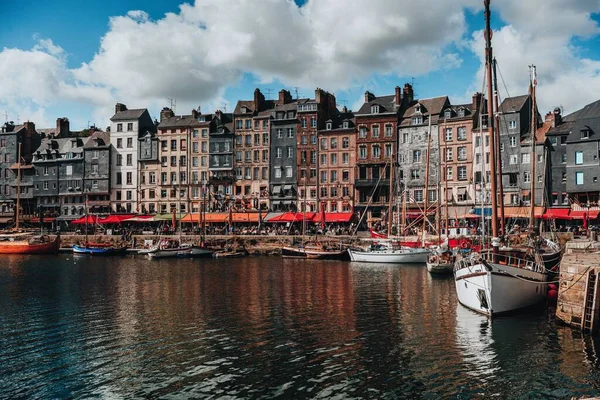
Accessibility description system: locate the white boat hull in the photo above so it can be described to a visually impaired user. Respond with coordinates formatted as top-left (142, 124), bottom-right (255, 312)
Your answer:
top-left (427, 262), bottom-right (454, 274)
top-left (454, 260), bottom-right (547, 316)
top-left (348, 248), bottom-right (429, 263)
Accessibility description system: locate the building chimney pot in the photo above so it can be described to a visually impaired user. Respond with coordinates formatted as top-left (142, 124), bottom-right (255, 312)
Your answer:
top-left (364, 91), bottom-right (376, 103)
top-left (395, 86), bottom-right (402, 106)
top-left (115, 103), bottom-right (127, 114)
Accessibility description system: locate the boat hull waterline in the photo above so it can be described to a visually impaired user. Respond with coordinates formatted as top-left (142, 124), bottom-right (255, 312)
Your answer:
top-left (0, 235), bottom-right (60, 254)
top-left (72, 245), bottom-right (127, 256)
top-left (282, 246), bottom-right (349, 260)
top-left (454, 260), bottom-right (547, 316)
top-left (348, 248), bottom-right (430, 263)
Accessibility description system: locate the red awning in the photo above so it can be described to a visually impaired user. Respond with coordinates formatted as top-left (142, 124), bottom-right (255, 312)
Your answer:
top-left (123, 215), bottom-right (156, 222)
top-left (570, 210), bottom-right (600, 220)
top-left (312, 212), bottom-right (353, 223)
top-left (267, 212), bottom-right (316, 223)
top-left (97, 214), bottom-right (135, 224)
top-left (71, 215), bottom-right (98, 224)
top-left (542, 208), bottom-right (571, 220)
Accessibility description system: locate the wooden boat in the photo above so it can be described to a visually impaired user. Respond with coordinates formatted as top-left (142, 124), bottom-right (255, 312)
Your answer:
top-left (0, 233), bottom-right (60, 254)
top-left (178, 246), bottom-right (214, 258)
top-left (427, 245), bottom-right (457, 274)
top-left (73, 243), bottom-right (128, 255)
top-left (282, 243), bottom-right (349, 260)
top-left (213, 247), bottom-right (249, 258)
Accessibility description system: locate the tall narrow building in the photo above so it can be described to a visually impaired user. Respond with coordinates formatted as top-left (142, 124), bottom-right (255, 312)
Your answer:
top-left (109, 103), bottom-right (155, 213)
top-left (208, 110), bottom-right (235, 211)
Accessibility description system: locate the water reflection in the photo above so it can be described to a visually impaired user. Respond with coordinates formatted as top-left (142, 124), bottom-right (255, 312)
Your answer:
top-left (0, 256), bottom-right (600, 398)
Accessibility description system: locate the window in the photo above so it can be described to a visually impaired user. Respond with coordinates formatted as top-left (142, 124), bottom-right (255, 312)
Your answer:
top-left (161, 140), bottom-right (167, 150)
top-left (372, 125), bottom-right (380, 137)
top-left (576, 172), bottom-right (584, 185)
top-left (475, 136), bottom-right (481, 147)
top-left (359, 146), bottom-right (367, 159)
top-left (414, 190), bottom-right (424, 202)
top-left (285, 166), bottom-right (293, 178)
top-left (66, 165), bottom-right (73, 176)
top-left (343, 153), bottom-right (349, 164)
top-left (500, 143), bottom-right (504, 152)
top-left (287, 147), bottom-right (293, 158)
top-left (171, 156), bottom-right (177, 166)
top-left (116, 172), bottom-right (122, 185)
top-left (372, 145), bottom-right (381, 159)
top-left (562, 153), bottom-right (567, 163)
top-left (92, 164), bottom-right (99, 173)
top-left (161, 172), bottom-right (167, 183)
top-left (0, 139), bottom-right (4, 147)
top-left (509, 120), bottom-right (517, 129)
top-left (276, 147), bottom-right (282, 158)
top-left (331, 138), bottom-right (337, 149)
top-left (320, 170), bottom-right (327, 183)
top-left (411, 169), bottom-right (420, 180)
top-left (171, 140), bottom-right (177, 151)
top-left (43, 181), bottom-right (48, 190)
top-left (320, 154), bottom-right (327, 166)
top-left (446, 148), bottom-right (453, 161)
top-left (287, 128), bottom-right (294, 138)
top-left (127, 154), bottom-right (132, 166)
top-left (402, 132), bottom-right (409, 144)
top-left (116, 154), bottom-right (123, 166)
top-left (445, 128), bottom-right (452, 142)
top-left (413, 150), bottom-right (422, 163)
top-left (149, 172), bottom-right (156, 184)
top-left (458, 166), bottom-right (467, 180)
top-left (412, 116), bottom-right (423, 125)
top-left (521, 153), bottom-right (530, 164)
top-left (127, 137), bottom-right (133, 148)
top-left (510, 136), bottom-right (517, 147)
top-left (192, 142), bottom-right (199, 153)
top-left (301, 118), bottom-right (307, 128)
top-left (320, 138), bottom-right (328, 150)
top-left (458, 147), bottom-right (467, 161)
top-left (359, 127), bottom-right (367, 139)
top-left (117, 138), bottom-right (122, 148)
top-left (446, 167), bottom-right (453, 180)
top-left (331, 154), bottom-right (337, 165)
top-left (331, 170), bottom-right (338, 182)
top-left (92, 180), bottom-right (98, 188)
top-left (475, 154), bottom-right (481, 164)
top-left (457, 127), bottom-right (467, 140)
top-left (371, 105), bottom-right (379, 114)
top-left (126, 172), bottom-right (132, 185)
top-left (245, 120), bottom-right (252, 129)
top-left (276, 129), bottom-right (283, 139)
top-left (311, 117), bottom-right (317, 128)
top-left (385, 144), bottom-right (392, 157)
top-left (116, 123), bottom-right (122, 132)
top-left (523, 171), bottom-right (531, 183)
top-left (342, 170), bottom-right (349, 182)
top-left (581, 129), bottom-right (591, 139)
top-left (575, 151), bottom-right (583, 165)
top-left (342, 137), bottom-right (349, 148)
top-left (385, 125), bottom-right (392, 137)
top-left (326, 122), bottom-right (332, 130)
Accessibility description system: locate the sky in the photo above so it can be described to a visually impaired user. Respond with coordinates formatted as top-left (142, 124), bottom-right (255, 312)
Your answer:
top-left (0, 0), bottom-right (599, 130)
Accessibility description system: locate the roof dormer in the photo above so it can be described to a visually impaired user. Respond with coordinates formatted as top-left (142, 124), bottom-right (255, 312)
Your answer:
top-left (444, 109), bottom-right (452, 119)
top-left (326, 120), bottom-right (333, 130)
top-left (371, 104), bottom-right (380, 114)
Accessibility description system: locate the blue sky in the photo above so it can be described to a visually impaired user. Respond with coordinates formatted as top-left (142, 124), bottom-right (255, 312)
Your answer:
top-left (1, 0), bottom-right (599, 130)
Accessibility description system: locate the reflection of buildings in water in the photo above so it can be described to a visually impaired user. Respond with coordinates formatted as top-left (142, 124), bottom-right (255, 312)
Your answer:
top-left (556, 325), bottom-right (600, 384)
top-left (455, 305), bottom-right (498, 379)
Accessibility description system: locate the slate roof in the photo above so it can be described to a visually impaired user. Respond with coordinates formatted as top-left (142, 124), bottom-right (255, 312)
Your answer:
top-left (320, 111), bottom-right (355, 132)
top-left (356, 95), bottom-right (398, 115)
top-left (499, 95), bottom-right (529, 113)
top-left (84, 131), bottom-right (110, 149)
top-left (110, 109), bottom-right (147, 121)
top-left (399, 96), bottom-right (449, 127)
top-left (563, 99), bottom-right (600, 122)
top-left (233, 100), bottom-right (255, 115)
top-left (566, 117), bottom-right (600, 143)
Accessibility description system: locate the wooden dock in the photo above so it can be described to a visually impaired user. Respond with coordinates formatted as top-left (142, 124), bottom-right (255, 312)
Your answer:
top-left (556, 241), bottom-right (600, 333)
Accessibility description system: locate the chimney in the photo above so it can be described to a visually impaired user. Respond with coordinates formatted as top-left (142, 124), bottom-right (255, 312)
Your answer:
top-left (23, 121), bottom-right (35, 134)
top-left (254, 88), bottom-right (265, 111)
top-left (56, 117), bottom-right (70, 137)
top-left (160, 107), bottom-right (174, 122)
top-left (315, 88), bottom-right (325, 105)
top-left (342, 106), bottom-right (348, 113)
top-left (472, 92), bottom-right (483, 112)
top-left (278, 89), bottom-right (292, 105)
top-left (215, 109), bottom-right (222, 120)
top-left (552, 107), bottom-right (562, 127)
top-left (115, 103), bottom-right (127, 114)
top-left (364, 91), bottom-right (375, 103)
top-left (402, 83), bottom-right (414, 105)
top-left (395, 86), bottom-right (402, 106)
top-left (191, 109), bottom-right (199, 120)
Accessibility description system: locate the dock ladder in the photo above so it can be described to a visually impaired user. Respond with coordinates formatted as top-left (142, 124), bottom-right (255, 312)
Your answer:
top-left (582, 269), bottom-right (599, 333)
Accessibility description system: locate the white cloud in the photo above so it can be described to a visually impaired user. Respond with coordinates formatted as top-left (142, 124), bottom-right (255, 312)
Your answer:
top-left (0, 0), bottom-right (599, 128)
top-left (467, 0), bottom-right (600, 115)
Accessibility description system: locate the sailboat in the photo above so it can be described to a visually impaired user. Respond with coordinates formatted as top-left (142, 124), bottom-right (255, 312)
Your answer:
top-left (453, 0), bottom-right (550, 316)
top-left (348, 155), bottom-right (430, 263)
top-left (147, 209), bottom-right (193, 259)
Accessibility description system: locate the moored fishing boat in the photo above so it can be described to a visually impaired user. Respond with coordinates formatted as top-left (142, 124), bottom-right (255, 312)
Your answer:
top-left (0, 233), bottom-right (60, 254)
top-left (147, 239), bottom-right (192, 259)
top-left (282, 242), bottom-right (349, 260)
top-left (348, 243), bottom-right (430, 263)
top-left (73, 243), bottom-right (128, 256)
top-left (178, 246), bottom-right (214, 258)
top-left (213, 248), bottom-right (249, 258)
top-left (427, 242), bottom-right (457, 274)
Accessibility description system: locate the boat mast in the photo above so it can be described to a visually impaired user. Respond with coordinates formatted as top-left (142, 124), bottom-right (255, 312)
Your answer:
top-left (387, 155), bottom-right (394, 237)
top-left (302, 165), bottom-right (307, 244)
top-left (529, 65), bottom-right (537, 232)
top-left (437, 117), bottom-right (443, 242)
top-left (484, 0), bottom-right (499, 238)
top-left (422, 116), bottom-right (432, 246)
top-left (492, 58), bottom-right (505, 236)
top-left (15, 142), bottom-right (22, 230)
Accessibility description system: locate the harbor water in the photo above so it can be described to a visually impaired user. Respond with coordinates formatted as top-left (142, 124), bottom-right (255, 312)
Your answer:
top-left (1, 255), bottom-right (600, 398)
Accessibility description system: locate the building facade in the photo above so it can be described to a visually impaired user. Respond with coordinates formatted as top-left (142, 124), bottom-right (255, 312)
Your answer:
top-left (354, 85), bottom-right (412, 224)
top-left (208, 111), bottom-right (235, 211)
top-left (83, 129), bottom-right (111, 215)
top-left (109, 103), bottom-right (155, 213)
top-left (57, 136), bottom-right (88, 223)
top-left (270, 90), bottom-right (298, 212)
top-left (317, 109), bottom-right (356, 213)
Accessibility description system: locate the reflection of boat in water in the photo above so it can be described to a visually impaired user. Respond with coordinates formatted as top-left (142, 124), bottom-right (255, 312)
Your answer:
top-left (348, 243), bottom-right (430, 263)
top-left (455, 304), bottom-right (497, 378)
top-left (0, 233), bottom-right (60, 254)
